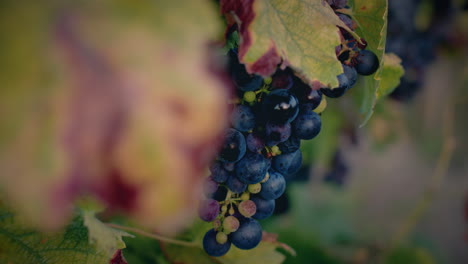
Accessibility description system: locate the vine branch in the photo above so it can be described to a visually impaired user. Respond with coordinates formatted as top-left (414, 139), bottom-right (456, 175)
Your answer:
top-left (106, 223), bottom-right (199, 247)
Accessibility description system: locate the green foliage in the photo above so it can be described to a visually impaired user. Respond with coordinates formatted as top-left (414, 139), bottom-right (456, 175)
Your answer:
top-left (82, 211), bottom-right (133, 256)
top-left (0, 205), bottom-right (124, 264)
top-left (241, 0), bottom-right (359, 87)
top-left (377, 53), bottom-right (405, 99)
top-left (385, 247), bottom-right (436, 264)
top-left (347, 0), bottom-right (390, 125)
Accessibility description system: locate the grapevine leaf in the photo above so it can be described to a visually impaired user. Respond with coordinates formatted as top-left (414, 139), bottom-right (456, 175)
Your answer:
top-left (82, 210), bottom-right (134, 256)
top-left (0, 204), bottom-right (120, 264)
top-left (218, 241), bottom-right (286, 264)
top-left (347, 0), bottom-right (388, 125)
top-left (221, 0), bottom-right (360, 87)
top-left (377, 53), bottom-right (405, 98)
top-left (0, 0), bottom-right (228, 233)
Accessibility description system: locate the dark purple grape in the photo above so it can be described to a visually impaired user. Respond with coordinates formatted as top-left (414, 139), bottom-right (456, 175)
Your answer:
top-left (198, 199), bottom-right (220, 222)
top-left (230, 218), bottom-right (262, 250)
top-left (355, 50), bottom-right (379, 76)
top-left (218, 129), bottom-right (246, 163)
top-left (231, 105), bottom-right (255, 132)
top-left (246, 133), bottom-right (266, 153)
top-left (292, 111), bottom-right (321, 140)
top-left (236, 152), bottom-right (271, 184)
top-left (265, 122), bottom-right (291, 146)
top-left (261, 89), bottom-right (299, 124)
top-left (251, 196), bottom-right (275, 220)
top-left (211, 185), bottom-right (228, 202)
top-left (203, 229), bottom-right (231, 257)
top-left (226, 175), bottom-right (247, 193)
top-left (210, 161), bottom-right (230, 183)
top-left (338, 14), bottom-right (355, 30)
top-left (271, 69), bottom-right (293, 90)
top-left (228, 49), bottom-right (263, 91)
top-left (320, 64), bottom-right (355, 98)
top-left (343, 64), bottom-right (357, 87)
top-left (272, 149), bottom-right (302, 178)
top-left (259, 170), bottom-right (286, 200)
top-left (277, 136), bottom-right (300, 154)
top-left (291, 77), bottom-right (323, 108)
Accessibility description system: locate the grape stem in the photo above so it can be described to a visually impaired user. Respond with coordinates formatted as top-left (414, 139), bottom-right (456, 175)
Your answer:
top-left (105, 223), bottom-right (198, 247)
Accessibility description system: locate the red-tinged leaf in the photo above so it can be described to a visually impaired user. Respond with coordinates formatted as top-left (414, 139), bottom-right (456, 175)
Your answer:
top-left (221, 0), bottom-right (360, 87)
top-left (110, 250), bottom-right (128, 264)
top-left (0, 0), bottom-right (227, 234)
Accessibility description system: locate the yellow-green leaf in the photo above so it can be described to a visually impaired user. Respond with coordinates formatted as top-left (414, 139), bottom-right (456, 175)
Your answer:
top-left (348, 0), bottom-right (388, 125)
top-left (222, 0), bottom-right (360, 87)
top-left (0, 204), bottom-right (119, 264)
top-left (377, 53), bottom-right (405, 98)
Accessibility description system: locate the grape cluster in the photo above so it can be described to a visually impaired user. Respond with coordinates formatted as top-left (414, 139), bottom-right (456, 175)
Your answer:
top-left (199, 1), bottom-right (379, 257)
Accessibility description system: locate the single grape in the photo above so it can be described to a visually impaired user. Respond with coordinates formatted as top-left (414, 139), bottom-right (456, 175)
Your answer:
top-left (223, 215), bottom-right (240, 233)
top-left (338, 14), bottom-right (356, 30)
top-left (211, 185), bottom-right (228, 202)
top-left (343, 64), bottom-right (357, 87)
top-left (265, 122), bottom-right (291, 146)
top-left (216, 232), bottom-right (228, 244)
top-left (209, 161), bottom-right (230, 183)
top-left (203, 229), bottom-right (231, 257)
top-left (261, 89), bottom-right (299, 124)
top-left (251, 196), bottom-right (275, 220)
top-left (240, 192), bottom-right (250, 201)
top-left (320, 64), bottom-right (355, 98)
top-left (259, 170), bottom-right (286, 200)
top-left (355, 50), bottom-right (379, 76)
top-left (238, 200), bottom-right (257, 218)
top-left (271, 69), bottom-right (293, 90)
top-left (313, 96), bottom-right (327, 114)
top-left (198, 199), bottom-right (220, 222)
top-left (218, 129), bottom-right (246, 163)
top-left (203, 176), bottom-right (218, 196)
top-left (248, 183), bottom-right (262, 194)
top-left (236, 152), bottom-right (271, 184)
top-left (226, 175), bottom-right (247, 194)
top-left (231, 105), bottom-right (256, 132)
top-left (230, 218), bottom-right (262, 250)
top-left (228, 50), bottom-right (263, 91)
top-left (246, 133), bottom-right (266, 153)
top-left (272, 149), bottom-right (302, 178)
top-left (320, 73), bottom-right (349, 98)
top-left (243, 91), bottom-right (256, 103)
top-left (292, 110), bottom-right (321, 140)
top-left (277, 136), bottom-right (300, 154)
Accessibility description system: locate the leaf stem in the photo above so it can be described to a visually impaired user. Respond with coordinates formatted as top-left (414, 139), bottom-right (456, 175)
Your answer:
top-left (105, 223), bottom-right (198, 247)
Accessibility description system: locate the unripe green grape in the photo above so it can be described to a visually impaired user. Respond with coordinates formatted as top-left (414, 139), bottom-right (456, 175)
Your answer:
top-left (243, 91), bottom-right (256, 103)
top-left (223, 215), bottom-right (240, 233)
top-left (264, 77), bottom-right (272, 85)
top-left (313, 96), bottom-right (327, 114)
top-left (221, 204), bottom-right (228, 213)
top-left (213, 218), bottom-right (221, 230)
top-left (229, 206), bottom-right (235, 215)
top-left (248, 183), bottom-right (261, 194)
top-left (260, 172), bottom-right (270, 183)
top-left (240, 192), bottom-right (250, 200)
top-left (216, 231), bottom-right (228, 244)
top-left (238, 200), bottom-right (256, 218)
